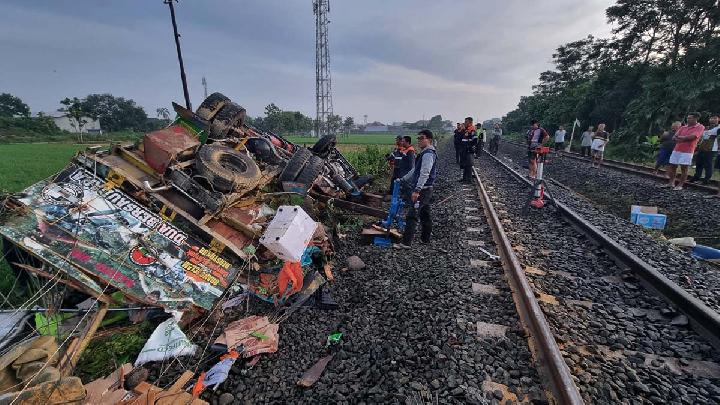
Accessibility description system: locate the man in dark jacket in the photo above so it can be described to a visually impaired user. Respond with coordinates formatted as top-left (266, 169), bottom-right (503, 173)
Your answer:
top-left (394, 135), bottom-right (416, 179)
top-left (459, 117), bottom-right (477, 183)
top-left (394, 130), bottom-right (437, 249)
top-left (453, 123), bottom-right (464, 164)
top-left (386, 136), bottom-right (403, 194)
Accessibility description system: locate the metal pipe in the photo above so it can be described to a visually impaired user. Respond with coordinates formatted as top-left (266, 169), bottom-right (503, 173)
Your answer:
top-left (165, 0), bottom-right (192, 110)
top-left (143, 180), bottom-right (172, 192)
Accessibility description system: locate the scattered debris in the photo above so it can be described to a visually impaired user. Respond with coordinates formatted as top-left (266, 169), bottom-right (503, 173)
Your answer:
top-left (346, 256), bottom-right (366, 270)
top-left (134, 318), bottom-right (198, 366)
top-left (326, 332), bottom-right (343, 346)
top-left (297, 354), bottom-right (334, 388)
top-left (215, 316), bottom-right (279, 358)
top-left (192, 349), bottom-right (239, 395)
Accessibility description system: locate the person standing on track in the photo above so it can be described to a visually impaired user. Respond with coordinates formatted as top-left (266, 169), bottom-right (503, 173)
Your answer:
top-left (527, 120), bottom-right (549, 179)
top-left (591, 123), bottom-right (610, 168)
top-left (554, 125), bottom-right (566, 151)
top-left (394, 129), bottom-right (437, 249)
top-left (654, 121), bottom-right (680, 175)
top-left (580, 126), bottom-right (594, 157)
top-left (475, 125), bottom-right (485, 158)
top-left (489, 123), bottom-right (502, 155)
top-left (689, 114), bottom-right (719, 185)
top-left (460, 117), bottom-right (477, 183)
top-left (665, 112), bottom-right (705, 191)
top-left (453, 123), bottom-right (464, 164)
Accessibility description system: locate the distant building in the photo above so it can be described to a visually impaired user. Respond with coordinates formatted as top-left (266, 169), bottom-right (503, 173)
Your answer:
top-left (40, 111), bottom-right (102, 134)
top-left (364, 121), bottom-right (389, 133)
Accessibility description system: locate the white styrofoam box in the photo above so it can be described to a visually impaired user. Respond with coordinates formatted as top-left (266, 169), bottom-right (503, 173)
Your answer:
top-left (260, 206), bottom-right (318, 262)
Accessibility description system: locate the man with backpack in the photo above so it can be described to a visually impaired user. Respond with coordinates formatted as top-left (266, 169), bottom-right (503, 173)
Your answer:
top-left (527, 119), bottom-right (549, 178)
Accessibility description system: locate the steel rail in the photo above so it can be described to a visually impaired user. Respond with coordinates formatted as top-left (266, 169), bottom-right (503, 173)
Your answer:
top-left (484, 152), bottom-right (720, 350)
top-left (471, 167), bottom-right (584, 405)
top-left (503, 140), bottom-right (718, 193)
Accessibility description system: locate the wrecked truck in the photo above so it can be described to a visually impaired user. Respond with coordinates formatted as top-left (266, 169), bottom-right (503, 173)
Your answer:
top-left (0, 93), bottom-right (384, 370)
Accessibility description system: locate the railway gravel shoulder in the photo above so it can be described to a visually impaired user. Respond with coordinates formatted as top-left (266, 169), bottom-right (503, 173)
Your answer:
top-left (475, 154), bottom-right (720, 403)
top-left (493, 144), bottom-right (720, 313)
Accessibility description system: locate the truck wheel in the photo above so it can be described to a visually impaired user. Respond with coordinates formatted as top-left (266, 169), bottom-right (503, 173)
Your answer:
top-left (208, 102), bottom-right (246, 139)
top-left (295, 155), bottom-right (325, 187)
top-left (195, 144), bottom-right (260, 192)
top-left (196, 92), bottom-right (230, 121)
top-left (279, 148), bottom-right (313, 182)
top-left (310, 135), bottom-right (337, 158)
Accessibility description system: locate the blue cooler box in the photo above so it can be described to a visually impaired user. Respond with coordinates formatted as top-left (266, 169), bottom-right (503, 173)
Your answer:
top-left (630, 205), bottom-right (667, 230)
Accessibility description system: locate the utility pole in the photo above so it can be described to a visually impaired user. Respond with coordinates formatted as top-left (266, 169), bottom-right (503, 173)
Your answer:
top-left (164, 0), bottom-right (191, 110)
top-left (363, 114), bottom-right (368, 126)
top-left (313, 0), bottom-right (333, 137)
top-left (202, 76), bottom-right (208, 99)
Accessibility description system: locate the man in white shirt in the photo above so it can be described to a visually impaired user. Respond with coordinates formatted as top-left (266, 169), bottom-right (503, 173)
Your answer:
top-left (580, 126), bottom-right (594, 157)
top-left (554, 126), bottom-right (566, 151)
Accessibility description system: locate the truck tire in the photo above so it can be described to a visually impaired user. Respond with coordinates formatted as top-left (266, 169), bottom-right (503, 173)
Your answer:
top-left (295, 155), bottom-right (325, 187)
top-left (310, 135), bottom-right (337, 158)
top-left (195, 144), bottom-right (260, 192)
top-left (279, 148), bottom-right (313, 182)
top-left (196, 92), bottom-right (230, 121)
top-left (208, 102), bottom-right (246, 139)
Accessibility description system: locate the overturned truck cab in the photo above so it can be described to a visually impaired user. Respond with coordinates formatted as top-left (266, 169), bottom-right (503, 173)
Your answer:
top-left (0, 93), bottom-right (379, 342)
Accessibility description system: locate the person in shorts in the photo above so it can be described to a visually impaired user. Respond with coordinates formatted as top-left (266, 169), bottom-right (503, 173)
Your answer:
top-left (591, 123), bottom-right (609, 168)
top-left (665, 112), bottom-right (705, 191)
top-left (526, 120), bottom-right (549, 178)
top-left (654, 121), bottom-right (680, 175)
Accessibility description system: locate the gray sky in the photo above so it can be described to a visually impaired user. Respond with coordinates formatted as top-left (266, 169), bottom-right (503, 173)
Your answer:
top-left (0, 0), bottom-right (614, 124)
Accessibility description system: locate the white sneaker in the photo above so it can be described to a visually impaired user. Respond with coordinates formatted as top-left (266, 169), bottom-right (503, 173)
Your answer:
top-left (393, 243), bottom-right (411, 250)
top-left (673, 186), bottom-right (683, 191)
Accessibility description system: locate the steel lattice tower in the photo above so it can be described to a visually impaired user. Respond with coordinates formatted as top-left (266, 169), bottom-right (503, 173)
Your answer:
top-left (313, 0), bottom-right (333, 137)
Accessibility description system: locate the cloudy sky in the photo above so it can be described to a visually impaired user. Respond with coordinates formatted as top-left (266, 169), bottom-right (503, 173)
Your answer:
top-left (0, 0), bottom-right (614, 124)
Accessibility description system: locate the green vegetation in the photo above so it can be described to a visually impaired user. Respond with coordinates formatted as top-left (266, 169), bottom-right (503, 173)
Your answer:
top-left (75, 321), bottom-right (154, 382)
top-left (503, 0), bottom-right (719, 161)
top-left (345, 144), bottom-right (392, 178)
top-left (0, 144), bottom-right (89, 192)
top-left (287, 133), bottom-right (400, 146)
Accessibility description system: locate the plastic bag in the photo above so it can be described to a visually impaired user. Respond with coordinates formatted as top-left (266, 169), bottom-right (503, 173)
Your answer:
top-left (134, 318), bottom-right (197, 366)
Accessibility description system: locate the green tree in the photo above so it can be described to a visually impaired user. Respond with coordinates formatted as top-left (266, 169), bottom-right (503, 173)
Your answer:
top-left (156, 107), bottom-right (170, 120)
top-left (343, 116), bottom-right (354, 134)
top-left (80, 94), bottom-right (148, 132)
top-left (428, 114), bottom-right (443, 130)
top-left (503, 0), bottom-right (720, 154)
top-left (0, 93), bottom-right (30, 118)
top-left (327, 114), bottom-right (342, 134)
top-left (60, 97), bottom-right (90, 142)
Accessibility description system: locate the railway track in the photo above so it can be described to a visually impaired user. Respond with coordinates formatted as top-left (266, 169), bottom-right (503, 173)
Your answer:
top-left (469, 151), bottom-right (720, 403)
top-left (504, 140), bottom-right (718, 193)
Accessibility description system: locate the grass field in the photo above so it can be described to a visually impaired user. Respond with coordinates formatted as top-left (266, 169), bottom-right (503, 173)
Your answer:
top-left (0, 144), bottom-right (90, 192)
